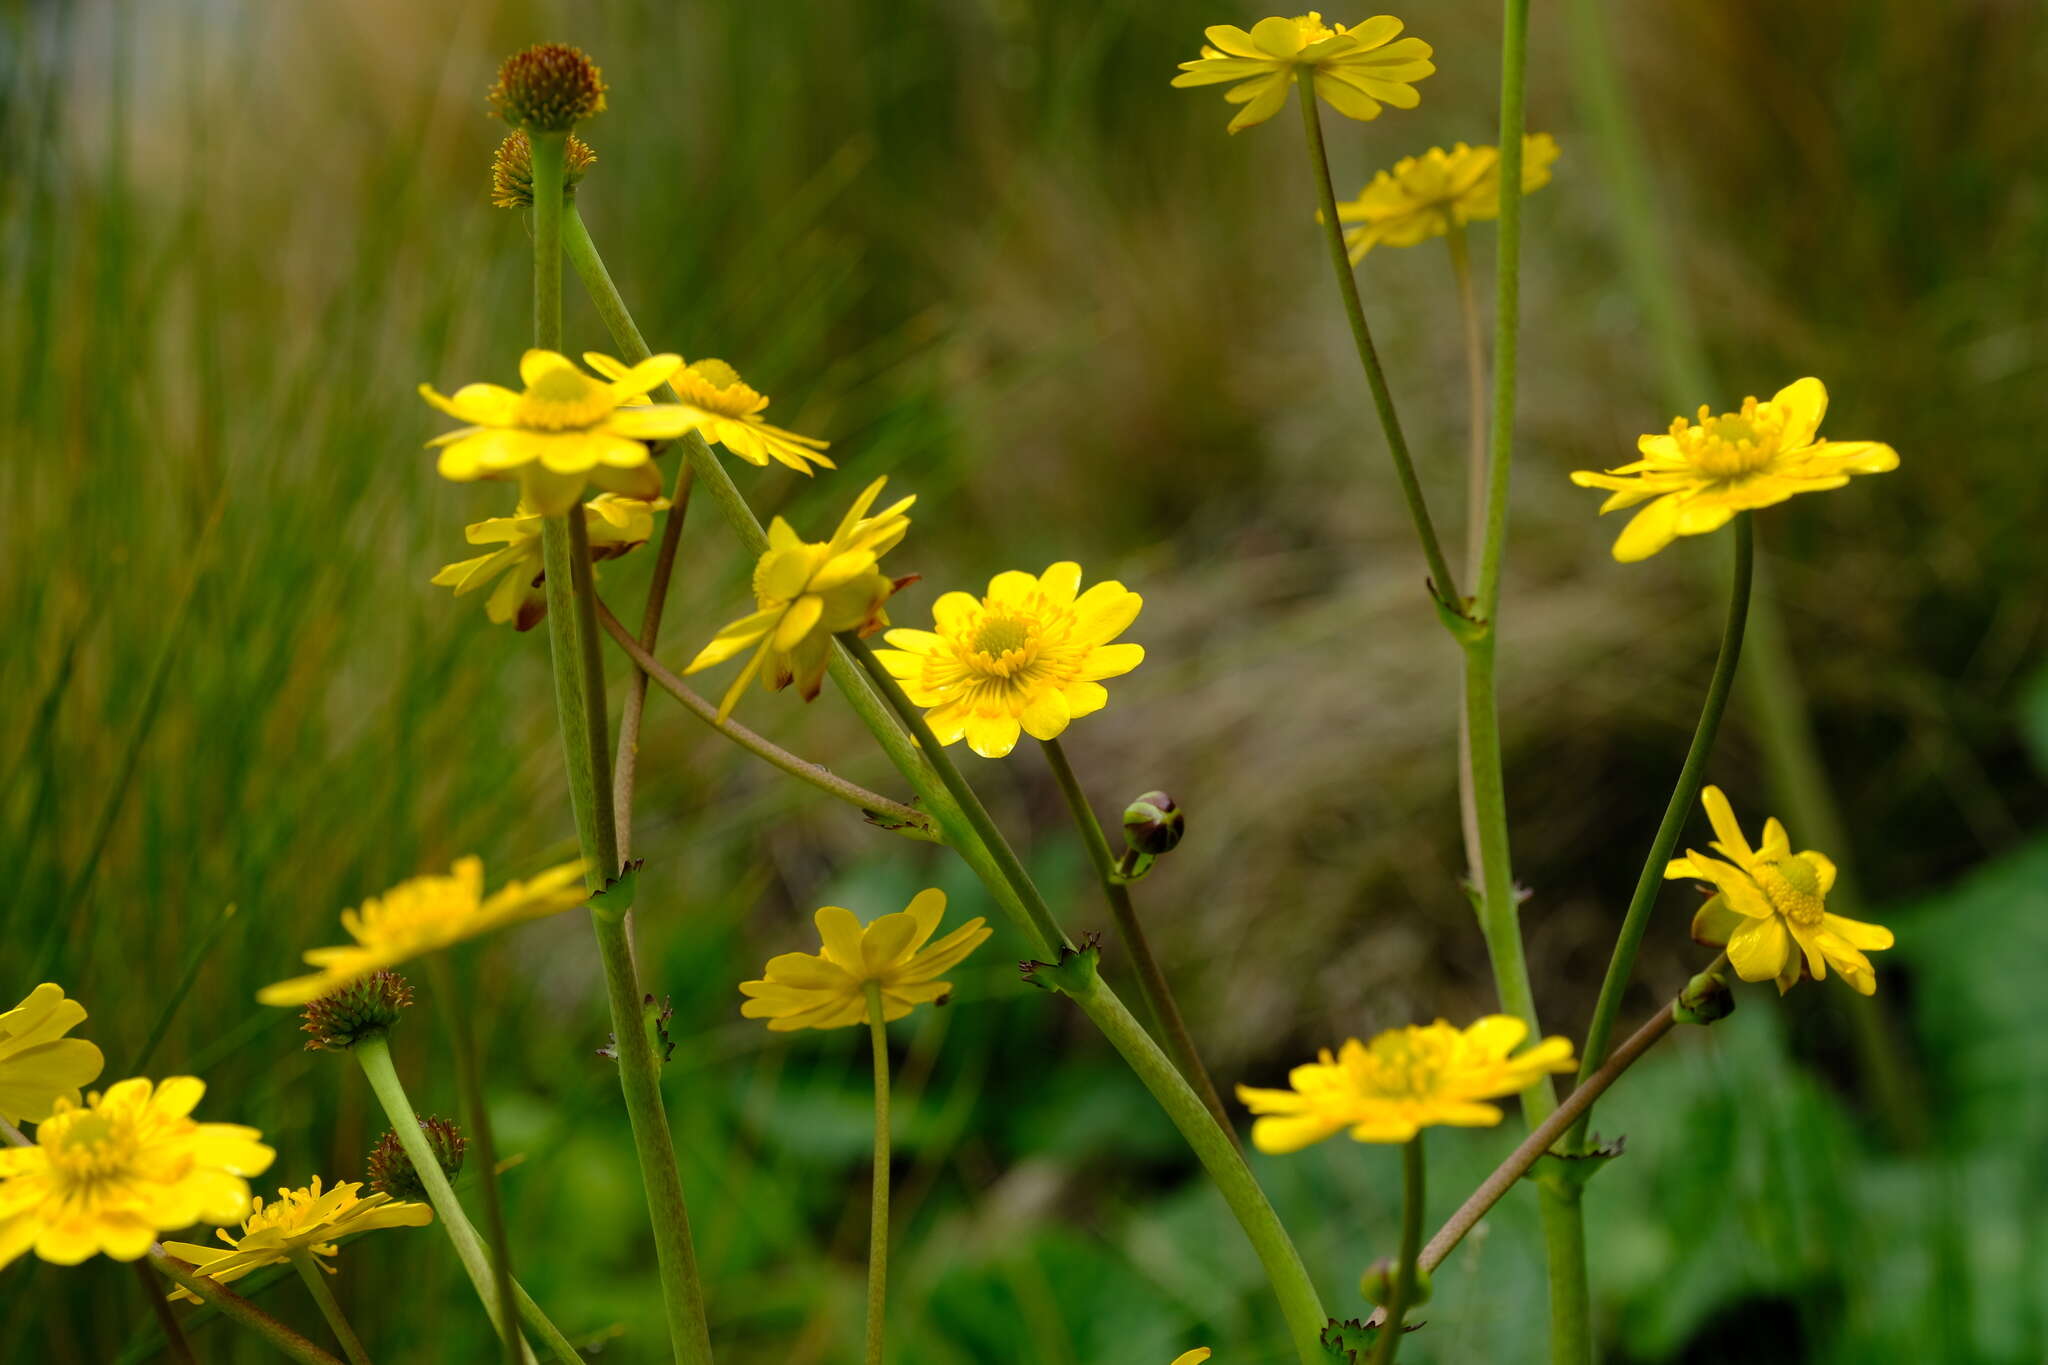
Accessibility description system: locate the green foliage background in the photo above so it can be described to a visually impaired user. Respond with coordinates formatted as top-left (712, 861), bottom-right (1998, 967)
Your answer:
top-left (4, 0), bottom-right (2045, 1361)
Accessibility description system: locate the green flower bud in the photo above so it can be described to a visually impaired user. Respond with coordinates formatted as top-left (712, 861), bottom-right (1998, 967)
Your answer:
top-left (300, 971), bottom-right (413, 1051)
top-left (1359, 1256), bottom-right (1433, 1309)
top-left (367, 1116), bottom-right (467, 1201)
top-left (1674, 968), bottom-right (1736, 1026)
top-left (1123, 791), bottom-right (1185, 856)
top-left (488, 43), bottom-right (607, 132)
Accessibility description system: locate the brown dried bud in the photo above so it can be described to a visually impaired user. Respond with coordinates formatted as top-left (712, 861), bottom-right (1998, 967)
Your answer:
top-left (367, 1117), bottom-right (467, 1201)
top-left (300, 971), bottom-right (412, 1051)
top-left (490, 131), bottom-right (598, 209)
top-left (488, 43), bottom-right (607, 132)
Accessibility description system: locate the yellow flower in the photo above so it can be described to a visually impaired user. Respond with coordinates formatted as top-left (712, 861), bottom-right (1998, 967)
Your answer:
top-left (873, 563), bottom-right (1143, 759)
top-left (162, 1176), bottom-right (431, 1302)
top-left (0, 1077), bottom-right (274, 1269)
top-left (739, 890), bottom-right (992, 1031)
top-left (585, 352), bottom-right (833, 475)
top-left (1337, 133), bottom-right (1560, 261)
top-left (420, 349), bottom-right (695, 516)
top-left (1235, 1017), bottom-right (1576, 1153)
top-left (0, 984), bottom-right (104, 1126)
top-left (1667, 786), bottom-right (1893, 996)
top-left (1172, 1353), bottom-right (1214, 1365)
top-left (432, 493), bottom-right (667, 631)
top-left (684, 476), bottom-right (913, 720)
top-left (257, 857), bottom-right (587, 1007)
top-left (1570, 378), bottom-right (1899, 562)
top-left (1171, 13), bottom-right (1434, 134)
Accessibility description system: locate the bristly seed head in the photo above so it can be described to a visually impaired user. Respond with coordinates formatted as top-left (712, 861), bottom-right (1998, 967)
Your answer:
top-left (366, 1117), bottom-right (467, 1201)
top-left (301, 971), bottom-right (413, 1051)
top-left (488, 43), bottom-right (608, 132)
top-left (491, 131), bottom-right (597, 209)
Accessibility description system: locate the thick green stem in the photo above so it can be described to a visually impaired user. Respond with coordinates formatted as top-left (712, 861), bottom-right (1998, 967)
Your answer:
top-left (864, 984), bottom-right (892, 1365)
top-left (1370, 1139), bottom-right (1426, 1365)
top-left (1476, 0), bottom-right (1530, 623)
top-left (531, 132), bottom-right (565, 354)
top-left (563, 215), bottom-right (1327, 1360)
top-left (1539, 1184), bottom-right (1590, 1365)
top-left (1569, 516), bottom-right (1752, 1146)
top-left (352, 1036), bottom-right (562, 1363)
top-left (1297, 76), bottom-right (1460, 605)
top-left (427, 957), bottom-right (520, 1365)
top-left (1039, 737), bottom-right (1237, 1149)
top-left (289, 1249), bottom-right (374, 1365)
top-left (148, 1252), bottom-right (344, 1365)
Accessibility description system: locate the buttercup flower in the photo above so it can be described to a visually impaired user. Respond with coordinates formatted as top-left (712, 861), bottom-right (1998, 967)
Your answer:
top-left (0, 984), bottom-right (104, 1126)
top-left (684, 476), bottom-right (913, 720)
top-left (1236, 1017), bottom-right (1576, 1153)
top-left (739, 890), bottom-right (991, 1031)
top-left (257, 857), bottom-right (587, 1007)
top-left (1172, 1353), bottom-right (1214, 1365)
top-left (585, 352), bottom-right (832, 475)
top-left (1171, 13), bottom-right (1434, 134)
top-left (0, 1077), bottom-right (273, 1269)
top-left (873, 562), bottom-right (1143, 758)
top-left (1667, 786), bottom-right (1893, 995)
top-left (433, 493), bottom-right (666, 631)
top-left (1336, 133), bottom-right (1560, 261)
top-left (420, 349), bottom-right (693, 516)
top-left (163, 1176), bottom-right (431, 1302)
top-left (1570, 378), bottom-right (1899, 562)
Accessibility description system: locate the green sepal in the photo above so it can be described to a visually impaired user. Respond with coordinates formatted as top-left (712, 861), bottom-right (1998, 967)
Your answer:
top-left (1674, 968), bottom-right (1736, 1025)
top-left (590, 858), bottom-right (644, 924)
top-left (1019, 932), bottom-right (1103, 996)
top-left (1528, 1134), bottom-right (1626, 1194)
top-left (1430, 587), bottom-right (1489, 644)
top-left (1319, 1317), bottom-right (1420, 1362)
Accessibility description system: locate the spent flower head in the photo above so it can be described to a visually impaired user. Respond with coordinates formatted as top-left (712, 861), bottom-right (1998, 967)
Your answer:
top-left (1337, 133), bottom-right (1559, 261)
top-left (491, 130), bottom-right (597, 208)
top-left (1570, 378), bottom-right (1899, 561)
top-left (433, 492), bottom-right (666, 631)
top-left (488, 43), bottom-right (607, 131)
top-left (299, 971), bottom-right (414, 1052)
top-left (585, 352), bottom-right (833, 475)
top-left (0, 983), bottom-right (104, 1126)
top-left (874, 562), bottom-right (1144, 758)
top-left (419, 349), bottom-right (695, 516)
top-left (684, 476), bottom-right (914, 720)
top-left (1236, 1016), bottom-right (1576, 1152)
top-left (739, 889), bottom-right (992, 1031)
top-left (1668, 786), bottom-right (1893, 995)
top-left (258, 857), bottom-right (587, 1007)
top-left (367, 1118), bottom-right (467, 1202)
top-left (1172, 13), bottom-right (1434, 133)
top-left (0, 1077), bottom-right (273, 1269)
top-left (162, 1176), bottom-right (431, 1302)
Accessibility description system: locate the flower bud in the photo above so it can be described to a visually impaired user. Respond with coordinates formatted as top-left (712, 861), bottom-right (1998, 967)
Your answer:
top-left (300, 971), bottom-right (413, 1051)
top-left (490, 131), bottom-right (598, 209)
top-left (367, 1116), bottom-right (467, 1201)
top-left (1360, 1256), bottom-right (1433, 1309)
top-left (1674, 968), bottom-right (1736, 1026)
top-left (1123, 791), bottom-right (1185, 855)
top-left (488, 43), bottom-right (607, 132)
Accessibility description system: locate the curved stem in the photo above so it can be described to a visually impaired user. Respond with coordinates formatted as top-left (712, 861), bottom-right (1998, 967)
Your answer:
top-left (1568, 515), bottom-right (1752, 1148)
top-left (351, 1036), bottom-right (574, 1364)
top-left (288, 1249), bottom-right (373, 1365)
top-left (616, 465), bottom-right (694, 861)
top-left (149, 1252), bottom-right (345, 1365)
top-left (427, 956), bottom-right (519, 1365)
top-left (1447, 224), bottom-right (1488, 891)
top-left (863, 984), bottom-right (892, 1365)
top-left (1370, 1138), bottom-right (1426, 1365)
top-left (595, 600), bottom-right (938, 840)
top-left (1039, 737), bottom-right (1237, 1149)
top-left (1297, 76), bottom-right (1460, 606)
top-left (132, 1260), bottom-right (196, 1365)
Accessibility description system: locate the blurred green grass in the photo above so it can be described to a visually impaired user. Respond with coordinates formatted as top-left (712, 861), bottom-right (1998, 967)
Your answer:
top-left (3, 0), bottom-right (2045, 1360)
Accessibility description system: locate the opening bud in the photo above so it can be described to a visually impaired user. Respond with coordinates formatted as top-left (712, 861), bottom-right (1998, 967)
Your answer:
top-left (488, 43), bottom-right (607, 132)
top-left (1359, 1256), bottom-right (1433, 1309)
top-left (491, 131), bottom-right (597, 209)
top-left (367, 1116), bottom-right (467, 1201)
top-left (1674, 968), bottom-right (1736, 1026)
top-left (1115, 791), bottom-right (1184, 881)
top-left (300, 971), bottom-right (413, 1051)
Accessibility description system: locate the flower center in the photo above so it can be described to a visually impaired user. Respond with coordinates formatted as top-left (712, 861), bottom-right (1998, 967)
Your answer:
top-left (1670, 396), bottom-right (1787, 480)
top-left (1292, 12), bottom-right (1341, 44)
top-left (1753, 858), bottom-right (1825, 926)
top-left (676, 359), bottom-right (762, 418)
top-left (517, 365), bottom-right (615, 431)
top-left (1357, 1031), bottom-right (1448, 1101)
top-left (46, 1111), bottom-right (136, 1185)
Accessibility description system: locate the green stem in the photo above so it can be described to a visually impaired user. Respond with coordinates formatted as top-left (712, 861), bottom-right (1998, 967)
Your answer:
top-left (1476, 0), bottom-right (1531, 623)
top-left (148, 1252), bottom-right (344, 1365)
top-left (352, 1036), bottom-right (578, 1364)
top-left (1568, 515), bottom-right (1752, 1147)
top-left (563, 214), bottom-right (1328, 1360)
top-left (1297, 76), bottom-right (1460, 606)
top-left (1039, 737), bottom-right (1237, 1149)
top-left (427, 957), bottom-right (520, 1365)
top-left (1446, 223), bottom-right (1486, 899)
top-left (863, 983), bottom-right (892, 1365)
top-left (288, 1249), bottom-right (374, 1365)
top-left (1540, 1184), bottom-right (1590, 1364)
top-left (131, 1260), bottom-right (197, 1365)
top-left (534, 132), bottom-right (714, 1365)
top-left (1370, 1139), bottom-right (1426, 1365)
top-left (616, 464), bottom-right (693, 861)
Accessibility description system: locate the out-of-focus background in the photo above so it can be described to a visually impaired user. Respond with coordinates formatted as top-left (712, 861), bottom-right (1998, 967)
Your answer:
top-left (5, 0), bottom-right (2046, 1360)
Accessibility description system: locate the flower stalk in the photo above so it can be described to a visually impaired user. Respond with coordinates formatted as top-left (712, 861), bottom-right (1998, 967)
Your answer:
top-left (863, 983), bottom-right (892, 1365)
top-left (148, 1252), bottom-right (346, 1365)
top-left (131, 1260), bottom-right (198, 1365)
top-left (289, 1247), bottom-right (374, 1365)
top-left (1370, 1138), bottom-right (1425, 1365)
top-left (426, 956), bottom-right (520, 1365)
